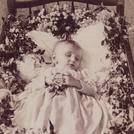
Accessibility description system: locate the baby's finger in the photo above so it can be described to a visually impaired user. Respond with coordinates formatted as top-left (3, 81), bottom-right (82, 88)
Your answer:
top-left (61, 76), bottom-right (66, 84)
top-left (62, 75), bottom-right (69, 80)
top-left (62, 73), bottom-right (72, 77)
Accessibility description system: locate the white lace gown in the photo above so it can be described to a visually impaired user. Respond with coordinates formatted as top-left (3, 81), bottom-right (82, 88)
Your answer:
top-left (14, 67), bottom-right (108, 134)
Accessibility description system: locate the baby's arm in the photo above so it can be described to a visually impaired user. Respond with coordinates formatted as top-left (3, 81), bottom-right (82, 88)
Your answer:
top-left (78, 70), bottom-right (97, 97)
top-left (77, 80), bottom-right (97, 97)
top-left (63, 74), bottom-right (97, 97)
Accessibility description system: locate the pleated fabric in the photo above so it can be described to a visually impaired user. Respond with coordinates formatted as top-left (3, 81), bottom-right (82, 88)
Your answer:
top-left (14, 68), bottom-right (108, 134)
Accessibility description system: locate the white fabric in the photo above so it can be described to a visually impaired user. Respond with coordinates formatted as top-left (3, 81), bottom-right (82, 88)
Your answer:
top-left (26, 31), bottom-right (58, 58)
top-left (73, 23), bottom-right (111, 71)
top-left (14, 67), bottom-right (108, 134)
top-left (16, 54), bottom-right (37, 82)
top-left (14, 24), bottom-right (110, 133)
top-left (0, 88), bottom-right (11, 102)
top-left (16, 54), bottom-right (49, 83)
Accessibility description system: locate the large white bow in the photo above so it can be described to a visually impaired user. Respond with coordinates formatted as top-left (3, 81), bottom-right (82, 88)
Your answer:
top-left (20, 22), bottom-right (111, 83)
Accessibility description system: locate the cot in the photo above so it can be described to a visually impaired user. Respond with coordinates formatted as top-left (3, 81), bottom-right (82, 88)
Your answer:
top-left (0, 0), bottom-right (134, 134)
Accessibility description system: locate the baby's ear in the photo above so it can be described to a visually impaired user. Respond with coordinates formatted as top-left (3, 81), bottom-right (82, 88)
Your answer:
top-left (52, 54), bottom-right (56, 60)
top-left (52, 54), bottom-right (57, 66)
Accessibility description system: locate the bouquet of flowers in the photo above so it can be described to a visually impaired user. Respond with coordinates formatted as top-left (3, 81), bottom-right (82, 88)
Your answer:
top-left (45, 73), bottom-right (67, 97)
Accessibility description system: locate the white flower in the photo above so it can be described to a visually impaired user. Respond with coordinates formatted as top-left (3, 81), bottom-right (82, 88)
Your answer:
top-left (0, 44), bottom-right (4, 50)
top-left (37, 16), bottom-right (41, 21)
top-left (120, 52), bottom-right (126, 60)
top-left (38, 8), bottom-right (45, 16)
top-left (53, 4), bottom-right (60, 11)
top-left (0, 89), bottom-right (11, 102)
top-left (63, 4), bottom-right (69, 10)
top-left (41, 15), bottom-right (45, 19)
top-left (29, 19), bottom-right (35, 24)
top-left (50, 12), bottom-right (56, 16)
top-left (53, 26), bottom-right (58, 31)
top-left (9, 28), bottom-right (15, 33)
top-left (47, 28), bottom-right (52, 33)
top-left (57, 12), bottom-right (60, 17)
top-left (62, 11), bottom-right (68, 19)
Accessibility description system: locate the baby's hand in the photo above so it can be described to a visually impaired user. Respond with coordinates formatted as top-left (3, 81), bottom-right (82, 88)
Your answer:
top-left (62, 74), bottom-right (82, 89)
top-left (45, 77), bottom-right (53, 86)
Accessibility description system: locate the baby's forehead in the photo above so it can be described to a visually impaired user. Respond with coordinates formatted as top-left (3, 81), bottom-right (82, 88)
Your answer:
top-left (54, 42), bottom-right (82, 52)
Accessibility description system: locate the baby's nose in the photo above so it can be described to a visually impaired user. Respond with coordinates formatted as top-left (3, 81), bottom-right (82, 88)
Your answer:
top-left (70, 55), bottom-right (76, 62)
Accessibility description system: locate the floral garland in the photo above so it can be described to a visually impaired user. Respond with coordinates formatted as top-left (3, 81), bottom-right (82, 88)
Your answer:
top-left (0, 3), bottom-right (133, 134)
top-left (102, 14), bottom-right (134, 134)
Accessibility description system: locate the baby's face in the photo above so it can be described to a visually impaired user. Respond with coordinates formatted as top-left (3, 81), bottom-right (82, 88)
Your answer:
top-left (53, 43), bottom-right (82, 71)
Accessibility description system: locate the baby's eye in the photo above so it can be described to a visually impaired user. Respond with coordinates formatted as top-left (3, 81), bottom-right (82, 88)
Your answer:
top-left (75, 56), bottom-right (80, 61)
top-left (65, 52), bottom-right (71, 57)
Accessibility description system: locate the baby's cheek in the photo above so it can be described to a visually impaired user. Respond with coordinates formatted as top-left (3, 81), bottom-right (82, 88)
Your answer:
top-left (75, 63), bottom-right (81, 69)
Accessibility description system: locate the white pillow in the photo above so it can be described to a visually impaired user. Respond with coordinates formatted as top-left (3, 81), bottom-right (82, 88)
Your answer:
top-left (16, 54), bottom-right (49, 83)
top-left (0, 88), bottom-right (11, 102)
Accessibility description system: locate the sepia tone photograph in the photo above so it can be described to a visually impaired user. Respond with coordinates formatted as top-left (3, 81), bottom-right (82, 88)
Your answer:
top-left (0, 0), bottom-right (134, 134)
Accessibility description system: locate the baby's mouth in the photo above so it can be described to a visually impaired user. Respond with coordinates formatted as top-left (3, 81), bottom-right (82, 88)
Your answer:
top-left (68, 63), bottom-right (75, 69)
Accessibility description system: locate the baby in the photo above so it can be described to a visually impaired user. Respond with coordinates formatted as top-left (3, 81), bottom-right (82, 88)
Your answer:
top-left (14, 39), bottom-right (108, 134)
top-left (45, 39), bottom-right (96, 97)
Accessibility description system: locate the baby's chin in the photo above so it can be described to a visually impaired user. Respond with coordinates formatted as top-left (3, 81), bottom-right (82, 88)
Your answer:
top-left (64, 65), bottom-right (79, 71)
top-left (55, 64), bottom-right (80, 72)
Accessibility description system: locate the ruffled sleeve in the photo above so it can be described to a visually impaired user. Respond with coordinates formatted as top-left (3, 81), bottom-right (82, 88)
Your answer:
top-left (77, 69), bottom-right (98, 97)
